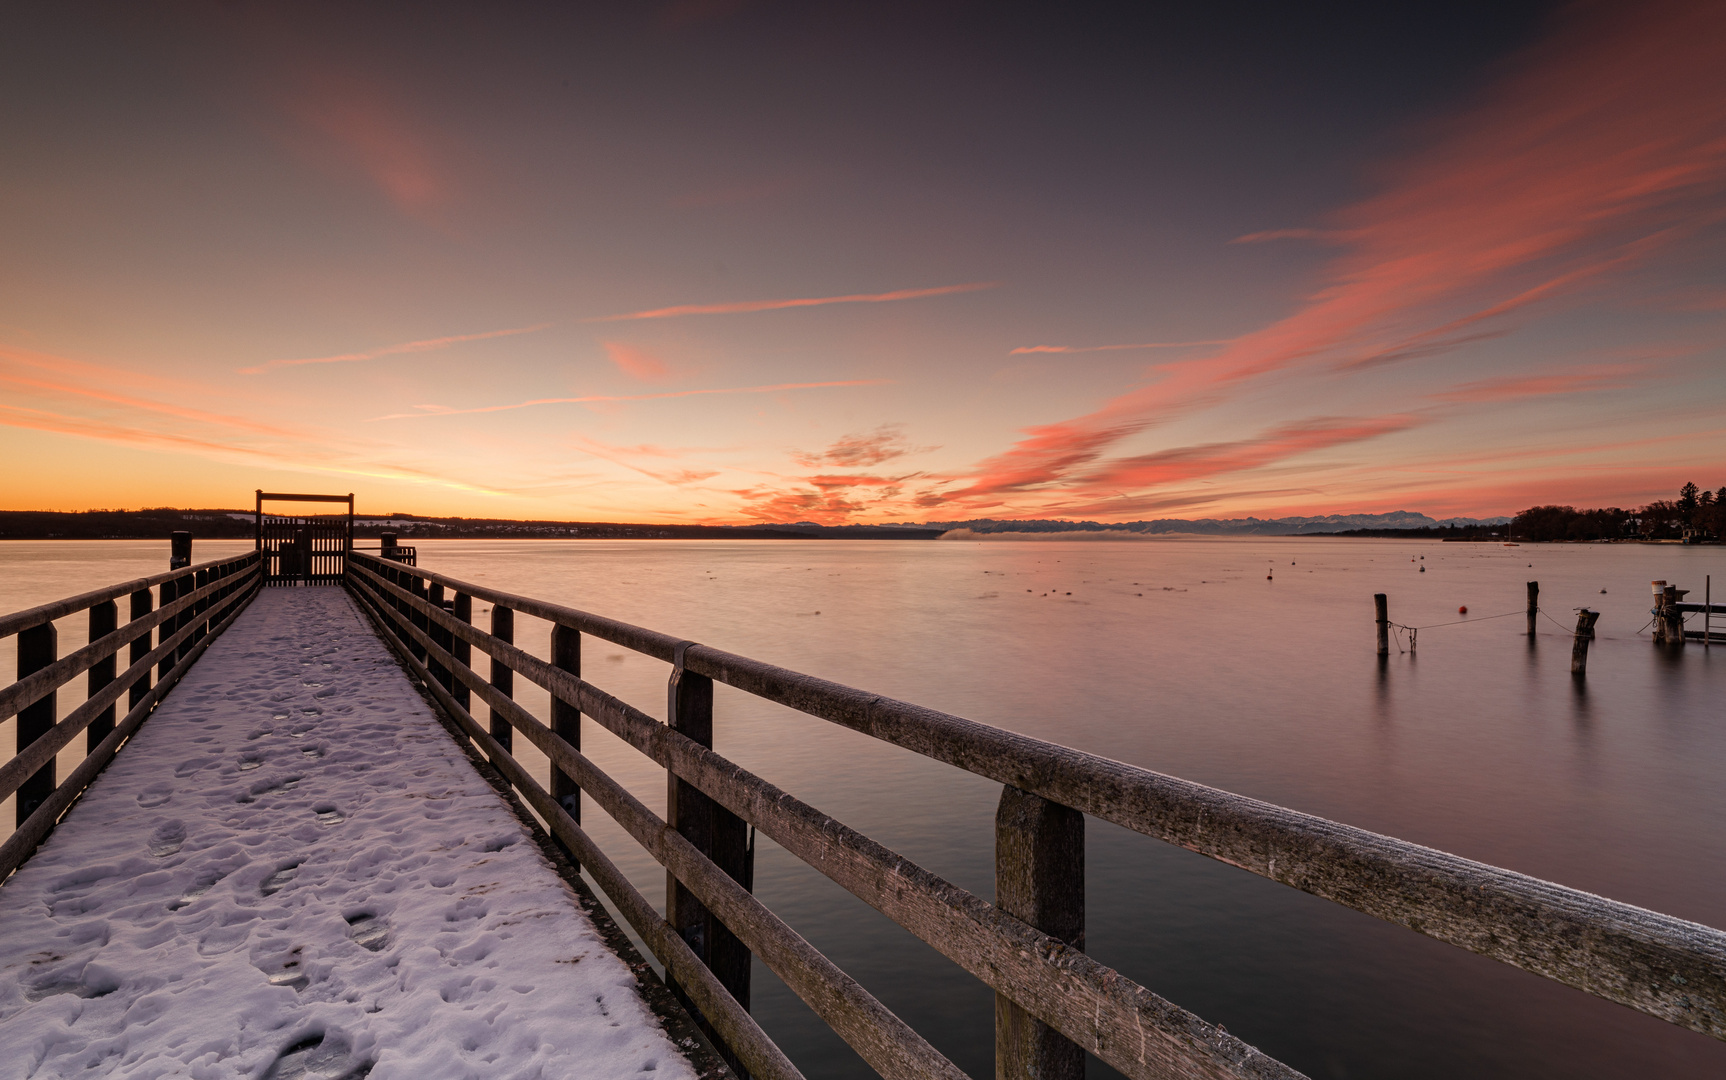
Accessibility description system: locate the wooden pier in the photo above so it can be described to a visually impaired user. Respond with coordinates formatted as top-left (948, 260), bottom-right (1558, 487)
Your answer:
top-left (5, 514), bottom-right (1726, 1079)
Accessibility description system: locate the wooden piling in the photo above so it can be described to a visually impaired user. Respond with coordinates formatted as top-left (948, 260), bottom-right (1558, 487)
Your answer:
top-left (995, 785), bottom-right (1085, 1080)
top-left (1375, 593), bottom-right (1389, 656)
top-left (489, 605), bottom-right (515, 752)
top-left (1571, 609), bottom-right (1601, 675)
top-left (86, 599), bottom-right (117, 751)
top-left (1527, 581), bottom-right (1538, 638)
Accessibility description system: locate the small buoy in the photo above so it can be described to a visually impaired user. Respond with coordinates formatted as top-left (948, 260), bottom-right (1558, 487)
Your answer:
top-left (1266, 574), bottom-right (1273, 580)
top-left (1419, 566), bottom-right (1425, 572)
top-left (1600, 588), bottom-right (1607, 594)
top-left (1458, 605), bottom-right (1468, 614)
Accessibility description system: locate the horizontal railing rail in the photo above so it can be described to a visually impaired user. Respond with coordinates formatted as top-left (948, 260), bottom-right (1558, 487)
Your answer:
top-left (344, 550), bottom-right (1726, 1079)
top-left (0, 551), bottom-right (261, 879)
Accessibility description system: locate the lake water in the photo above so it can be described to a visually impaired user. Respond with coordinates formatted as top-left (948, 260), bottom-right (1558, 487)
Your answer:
top-left (4, 537), bottom-right (1725, 1079)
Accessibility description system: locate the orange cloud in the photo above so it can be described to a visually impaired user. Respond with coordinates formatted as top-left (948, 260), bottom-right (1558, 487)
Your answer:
top-left (602, 341), bottom-right (672, 382)
top-left (371, 379), bottom-right (890, 419)
top-left (792, 425), bottom-right (920, 468)
top-left (242, 324), bottom-right (551, 374)
top-left (587, 282), bottom-right (998, 322)
top-left (1010, 341), bottom-right (1231, 355)
top-left (950, 0), bottom-right (1726, 507)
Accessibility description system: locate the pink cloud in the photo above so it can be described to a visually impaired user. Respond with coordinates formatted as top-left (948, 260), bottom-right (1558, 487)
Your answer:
top-left (242, 324), bottom-right (551, 374)
top-left (602, 341), bottom-right (672, 382)
top-left (1009, 341), bottom-right (1231, 355)
top-left (792, 425), bottom-right (921, 468)
top-left (283, 72), bottom-right (446, 213)
top-left (940, 1), bottom-right (1726, 511)
top-left (587, 281), bottom-right (998, 322)
top-left (1430, 367), bottom-right (1641, 404)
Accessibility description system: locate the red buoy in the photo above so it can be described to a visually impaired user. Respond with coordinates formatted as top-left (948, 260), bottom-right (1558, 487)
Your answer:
top-left (1458, 605), bottom-right (1468, 614)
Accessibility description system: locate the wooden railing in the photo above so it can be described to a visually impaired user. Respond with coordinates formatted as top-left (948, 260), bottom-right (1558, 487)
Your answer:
top-left (0, 551), bottom-right (262, 879)
top-left (343, 551), bottom-right (1726, 1080)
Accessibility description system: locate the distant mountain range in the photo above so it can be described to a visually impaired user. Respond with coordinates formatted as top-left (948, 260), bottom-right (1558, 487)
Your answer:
top-left (905, 512), bottom-right (1511, 536)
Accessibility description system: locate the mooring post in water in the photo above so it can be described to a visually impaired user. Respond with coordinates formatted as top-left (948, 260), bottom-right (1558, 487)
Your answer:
top-left (665, 641), bottom-right (753, 1064)
top-left (995, 786), bottom-right (1085, 1080)
top-left (169, 530), bottom-right (191, 570)
top-left (1375, 593), bottom-right (1389, 656)
top-left (1571, 608), bottom-right (1601, 675)
top-left (1664, 585), bottom-right (1686, 646)
top-left (1707, 575), bottom-right (1712, 649)
top-left (1527, 581), bottom-right (1538, 637)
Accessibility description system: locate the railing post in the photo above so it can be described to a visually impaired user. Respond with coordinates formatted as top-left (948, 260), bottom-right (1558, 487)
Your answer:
top-left (995, 785), bottom-right (1085, 1080)
top-left (128, 586), bottom-right (153, 710)
top-left (549, 624), bottom-right (581, 824)
top-left (489, 605), bottom-right (515, 753)
top-left (87, 599), bottom-right (118, 751)
top-left (451, 592), bottom-right (471, 713)
top-left (427, 582), bottom-right (450, 690)
top-left (408, 572), bottom-right (428, 662)
top-left (667, 643), bottom-right (753, 1063)
top-left (157, 579), bottom-right (180, 681)
top-left (192, 567), bottom-right (211, 645)
top-left (16, 621), bottom-right (58, 827)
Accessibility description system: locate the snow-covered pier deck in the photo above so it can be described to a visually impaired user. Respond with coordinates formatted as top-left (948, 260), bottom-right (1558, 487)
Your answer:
top-left (0, 587), bottom-right (708, 1080)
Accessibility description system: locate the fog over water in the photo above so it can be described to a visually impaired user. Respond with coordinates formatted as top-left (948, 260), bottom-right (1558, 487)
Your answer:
top-left (4, 537), bottom-right (1725, 1079)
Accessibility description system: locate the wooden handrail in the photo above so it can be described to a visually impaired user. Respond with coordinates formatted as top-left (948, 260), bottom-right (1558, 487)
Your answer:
top-left (0, 575), bottom-right (261, 880)
top-left (0, 574), bottom-right (259, 803)
top-left (349, 556), bottom-right (1306, 1080)
top-left (346, 551), bottom-right (1726, 1046)
top-left (0, 563), bottom-right (258, 722)
top-left (0, 551), bottom-right (257, 640)
top-left (348, 564), bottom-right (976, 1080)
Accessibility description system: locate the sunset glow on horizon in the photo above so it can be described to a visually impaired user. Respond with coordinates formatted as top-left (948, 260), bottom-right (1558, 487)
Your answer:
top-left (3, 2), bottom-right (1723, 524)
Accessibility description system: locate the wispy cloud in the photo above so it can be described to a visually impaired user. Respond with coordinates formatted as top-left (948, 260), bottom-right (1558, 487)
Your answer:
top-left (587, 282), bottom-right (997, 322)
top-left (1430, 366), bottom-right (1642, 404)
top-left (602, 341), bottom-right (672, 382)
top-left (1010, 340), bottom-right (1231, 355)
top-left (369, 379), bottom-right (891, 420)
top-left (241, 324), bottom-right (552, 373)
top-left (282, 71), bottom-right (446, 214)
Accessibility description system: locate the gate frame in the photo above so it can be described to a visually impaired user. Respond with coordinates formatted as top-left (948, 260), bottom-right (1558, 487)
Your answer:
top-left (254, 491), bottom-right (354, 585)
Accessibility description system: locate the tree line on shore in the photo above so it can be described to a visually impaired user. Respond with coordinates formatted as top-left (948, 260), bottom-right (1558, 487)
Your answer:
top-left (1511, 482), bottom-right (1725, 542)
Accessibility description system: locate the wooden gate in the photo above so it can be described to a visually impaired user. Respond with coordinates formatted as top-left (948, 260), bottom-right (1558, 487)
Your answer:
top-left (255, 491), bottom-right (354, 586)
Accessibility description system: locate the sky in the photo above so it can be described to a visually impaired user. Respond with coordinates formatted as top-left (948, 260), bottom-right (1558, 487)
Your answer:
top-left (2, 1), bottom-right (1723, 524)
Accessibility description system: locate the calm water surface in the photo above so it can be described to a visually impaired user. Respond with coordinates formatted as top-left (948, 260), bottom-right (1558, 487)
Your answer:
top-left (3, 537), bottom-right (1725, 1079)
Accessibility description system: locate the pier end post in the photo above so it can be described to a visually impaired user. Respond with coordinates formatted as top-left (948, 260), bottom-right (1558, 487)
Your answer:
top-left (995, 785), bottom-right (1085, 1080)
top-left (1375, 593), bottom-right (1390, 656)
top-left (1527, 581), bottom-right (1538, 638)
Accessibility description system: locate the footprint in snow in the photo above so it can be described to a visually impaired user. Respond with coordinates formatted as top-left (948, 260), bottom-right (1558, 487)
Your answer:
top-left (148, 820), bottom-right (187, 857)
